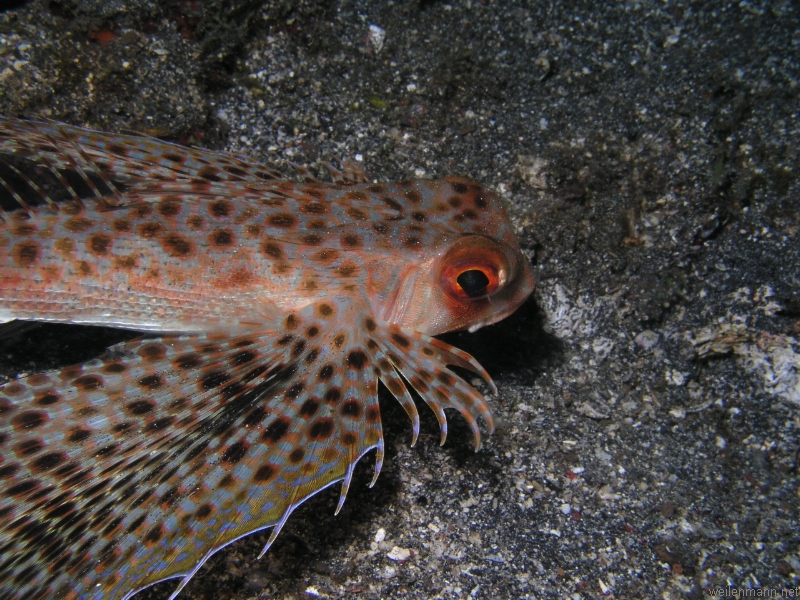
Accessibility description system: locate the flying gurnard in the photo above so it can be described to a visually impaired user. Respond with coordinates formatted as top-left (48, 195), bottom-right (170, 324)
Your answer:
top-left (0, 117), bottom-right (535, 599)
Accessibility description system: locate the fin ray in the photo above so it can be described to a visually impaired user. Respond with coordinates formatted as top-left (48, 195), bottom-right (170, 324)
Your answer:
top-left (0, 299), bottom-right (494, 599)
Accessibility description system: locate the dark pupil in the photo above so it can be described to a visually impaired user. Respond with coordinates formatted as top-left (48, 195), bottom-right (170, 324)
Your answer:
top-left (456, 269), bottom-right (490, 297)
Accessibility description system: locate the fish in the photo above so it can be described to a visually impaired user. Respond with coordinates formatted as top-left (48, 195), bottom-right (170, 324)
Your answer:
top-left (0, 116), bottom-right (535, 599)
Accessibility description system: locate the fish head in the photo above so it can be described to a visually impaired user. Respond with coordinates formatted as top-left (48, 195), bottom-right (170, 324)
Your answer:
top-left (372, 177), bottom-right (535, 335)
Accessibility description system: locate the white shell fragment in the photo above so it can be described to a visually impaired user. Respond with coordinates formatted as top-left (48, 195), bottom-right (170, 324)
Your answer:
top-left (367, 24), bottom-right (386, 54)
top-left (387, 546), bottom-right (412, 562)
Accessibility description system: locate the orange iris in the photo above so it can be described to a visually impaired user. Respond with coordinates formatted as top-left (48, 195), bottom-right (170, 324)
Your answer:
top-left (439, 236), bottom-right (511, 301)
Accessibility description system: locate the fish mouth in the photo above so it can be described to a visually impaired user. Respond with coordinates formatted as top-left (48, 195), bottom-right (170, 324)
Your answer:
top-left (467, 296), bottom-right (529, 332)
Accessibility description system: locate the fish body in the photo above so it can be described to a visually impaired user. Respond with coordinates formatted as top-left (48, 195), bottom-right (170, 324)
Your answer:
top-left (0, 117), bottom-right (534, 599)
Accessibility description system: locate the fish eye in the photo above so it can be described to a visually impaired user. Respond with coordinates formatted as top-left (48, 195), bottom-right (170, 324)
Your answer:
top-left (439, 236), bottom-right (512, 301)
top-left (456, 269), bottom-right (491, 297)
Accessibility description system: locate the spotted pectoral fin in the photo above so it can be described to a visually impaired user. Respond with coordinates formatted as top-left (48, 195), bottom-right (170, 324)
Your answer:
top-left (0, 299), bottom-right (387, 600)
top-left (163, 300), bottom-right (390, 598)
top-left (0, 330), bottom-right (291, 599)
top-left (0, 298), bottom-right (496, 600)
top-left (369, 322), bottom-right (496, 450)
